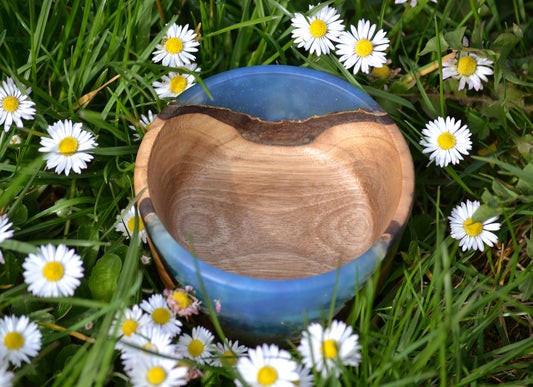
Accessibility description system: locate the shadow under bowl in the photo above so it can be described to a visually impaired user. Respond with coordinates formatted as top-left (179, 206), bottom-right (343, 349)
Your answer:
top-left (134, 65), bottom-right (414, 344)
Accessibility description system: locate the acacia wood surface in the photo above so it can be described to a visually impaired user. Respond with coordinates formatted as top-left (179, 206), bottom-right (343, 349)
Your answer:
top-left (142, 106), bottom-right (411, 280)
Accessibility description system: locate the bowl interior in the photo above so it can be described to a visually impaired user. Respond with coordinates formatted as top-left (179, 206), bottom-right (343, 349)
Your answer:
top-left (147, 106), bottom-right (404, 280)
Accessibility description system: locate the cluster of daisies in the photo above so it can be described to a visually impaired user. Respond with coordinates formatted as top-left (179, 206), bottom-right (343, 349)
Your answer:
top-left (110, 292), bottom-right (362, 387)
top-left (292, 4), bottom-right (499, 251)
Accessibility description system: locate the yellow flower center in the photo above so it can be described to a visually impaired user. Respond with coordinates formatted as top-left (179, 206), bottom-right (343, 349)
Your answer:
top-left (4, 331), bottom-right (24, 350)
top-left (437, 132), bottom-right (456, 150)
top-left (146, 366), bottom-right (166, 385)
top-left (457, 55), bottom-right (477, 76)
top-left (222, 350), bottom-right (236, 366)
top-left (169, 75), bottom-right (188, 95)
top-left (165, 37), bottom-right (183, 54)
top-left (372, 64), bottom-right (390, 78)
top-left (172, 292), bottom-right (192, 309)
top-left (43, 261), bottom-right (64, 281)
top-left (142, 343), bottom-right (157, 354)
top-left (257, 365), bottom-right (277, 386)
top-left (127, 216), bottom-right (144, 233)
top-left (309, 19), bottom-right (327, 38)
top-left (463, 218), bottom-right (483, 236)
top-left (121, 319), bottom-right (138, 336)
top-left (321, 339), bottom-right (338, 359)
top-left (188, 339), bottom-right (204, 357)
top-left (2, 96), bottom-right (19, 113)
top-left (58, 136), bottom-right (78, 156)
top-left (152, 307), bottom-right (170, 325)
top-left (355, 39), bottom-right (374, 57)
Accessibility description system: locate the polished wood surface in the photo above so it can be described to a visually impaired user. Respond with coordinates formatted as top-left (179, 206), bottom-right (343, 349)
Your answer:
top-left (136, 105), bottom-right (413, 280)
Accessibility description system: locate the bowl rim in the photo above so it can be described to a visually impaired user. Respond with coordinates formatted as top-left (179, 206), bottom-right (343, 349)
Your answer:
top-left (134, 64), bottom-right (414, 316)
top-left (170, 64), bottom-right (384, 119)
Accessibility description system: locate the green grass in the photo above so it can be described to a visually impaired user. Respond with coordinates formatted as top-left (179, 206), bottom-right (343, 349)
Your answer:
top-left (1, 0), bottom-right (532, 385)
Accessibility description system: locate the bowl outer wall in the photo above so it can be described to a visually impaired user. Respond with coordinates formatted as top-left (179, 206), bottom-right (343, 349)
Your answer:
top-left (135, 65), bottom-right (414, 341)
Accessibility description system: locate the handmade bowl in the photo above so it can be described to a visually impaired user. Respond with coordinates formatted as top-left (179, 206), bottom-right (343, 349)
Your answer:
top-left (134, 65), bottom-right (414, 344)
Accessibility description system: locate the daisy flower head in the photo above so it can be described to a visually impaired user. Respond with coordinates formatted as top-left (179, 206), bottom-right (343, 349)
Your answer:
top-left (395, 0), bottom-right (437, 6)
top-left (290, 4), bottom-right (345, 56)
top-left (163, 286), bottom-right (201, 319)
top-left (115, 205), bottom-right (147, 244)
top-left (419, 116), bottom-right (472, 168)
top-left (235, 343), bottom-right (299, 387)
top-left (298, 320), bottom-right (362, 378)
top-left (126, 357), bottom-right (188, 387)
top-left (152, 23), bottom-right (199, 68)
top-left (212, 339), bottom-right (248, 367)
top-left (140, 294), bottom-right (182, 338)
top-left (152, 64), bottom-right (200, 99)
top-left (9, 134), bottom-right (22, 145)
top-left (39, 120), bottom-right (98, 176)
top-left (443, 51), bottom-right (494, 91)
top-left (22, 244), bottom-right (84, 298)
top-left (0, 315), bottom-right (42, 367)
top-left (176, 326), bottom-right (215, 365)
top-left (129, 110), bottom-right (156, 141)
top-left (336, 19), bottom-right (390, 75)
top-left (294, 363), bottom-right (315, 387)
top-left (0, 361), bottom-right (14, 387)
top-left (120, 326), bottom-right (178, 371)
top-left (0, 77), bottom-right (36, 132)
top-left (449, 200), bottom-right (501, 252)
top-left (110, 304), bottom-right (149, 350)
top-left (0, 214), bottom-right (14, 264)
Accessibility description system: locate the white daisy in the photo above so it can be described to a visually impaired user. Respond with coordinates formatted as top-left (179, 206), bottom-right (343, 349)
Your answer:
top-left (140, 294), bottom-right (182, 338)
top-left (235, 343), bottom-right (299, 387)
top-left (152, 64), bottom-right (200, 99)
top-left (115, 206), bottom-right (147, 244)
top-left (449, 200), bottom-right (501, 252)
top-left (395, 0), bottom-right (437, 6)
top-left (129, 110), bottom-right (156, 141)
top-left (290, 5), bottom-right (345, 56)
top-left (294, 363), bottom-right (315, 387)
top-left (419, 116), bottom-right (472, 168)
top-left (298, 320), bottom-right (362, 378)
top-left (212, 339), bottom-right (248, 367)
top-left (0, 77), bottom-right (36, 132)
top-left (22, 244), bottom-right (84, 298)
top-left (336, 19), bottom-right (390, 74)
top-left (39, 120), bottom-right (98, 176)
top-left (126, 357), bottom-right (188, 387)
top-left (443, 51), bottom-right (494, 91)
top-left (0, 315), bottom-right (42, 367)
top-left (120, 326), bottom-right (178, 371)
top-left (152, 23), bottom-right (200, 68)
top-left (9, 134), bottom-right (21, 145)
top-left (0, 361), bottom-right (14, 387)
top-left (175, 326), bottom-right (215, 366)
top-left (110, 305), bottom-right (149, 350)
top-left (0, 214), bottom-right (14, 265)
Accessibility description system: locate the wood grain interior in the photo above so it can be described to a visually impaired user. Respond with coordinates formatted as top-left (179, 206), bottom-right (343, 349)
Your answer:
top-left (147, 109), bottom-right (404, 280)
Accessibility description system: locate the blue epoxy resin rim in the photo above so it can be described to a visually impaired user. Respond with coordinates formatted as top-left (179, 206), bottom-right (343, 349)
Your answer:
top-left (135, 65), bottom-right (415, 343)
top-left (172, 65), bottom-right (383, 122)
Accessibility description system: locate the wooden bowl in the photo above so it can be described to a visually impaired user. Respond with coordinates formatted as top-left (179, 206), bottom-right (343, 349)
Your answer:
top-left (134, 65), bottom-right (414, 343)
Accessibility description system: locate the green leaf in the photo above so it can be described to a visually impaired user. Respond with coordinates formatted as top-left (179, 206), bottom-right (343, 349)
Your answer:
top-left (491, 179), bottom-right (518, 202)
top-left (491, 32), bottom-right (521, 61)
top-left (444, 26), bottom-right (467, 49)
top-left (516, 162), bottom-right (533, 195)
top-left (419, 33), bottom-right (448, 56)
top-left (88, 254), bottom-right (122, 302)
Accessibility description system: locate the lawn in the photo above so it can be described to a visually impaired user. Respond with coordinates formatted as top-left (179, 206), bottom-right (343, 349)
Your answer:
top-left (0, 0), bottom-right (532, 386)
